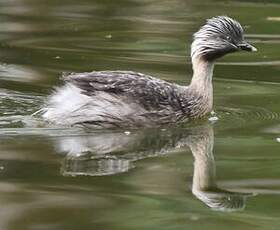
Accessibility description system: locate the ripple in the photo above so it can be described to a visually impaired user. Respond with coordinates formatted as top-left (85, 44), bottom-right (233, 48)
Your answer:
top-left (267, 17), bottom-right (280, 22)
top-left (0, 89), bottom-right (43, 128)
top-left (0, 63), bottom-right (43, 82)
top-left (217, 60), bottom-right (280, 66)
top-left (217, 106), bottom-right (280, 126)
top-left (0, 126), bottom-right (86, 136)
top-left (246, 34), bottom-right (280, 39)
top-left (62, 155), bottom-right (134, 177)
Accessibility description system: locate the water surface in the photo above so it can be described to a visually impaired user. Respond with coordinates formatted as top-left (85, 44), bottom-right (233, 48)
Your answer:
top-left (0, 0), bottom-right (280, 229)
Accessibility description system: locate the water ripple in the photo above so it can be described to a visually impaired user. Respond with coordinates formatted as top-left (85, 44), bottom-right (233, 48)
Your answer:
top-left (217, 61), bottom-right (280, 66)
top-left (0, 89), bottom-right (43, 128)
top-left (217, 106), bottom-right (280, 125)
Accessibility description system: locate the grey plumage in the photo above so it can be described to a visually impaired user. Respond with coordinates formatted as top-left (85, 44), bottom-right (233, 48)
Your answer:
top-left (41, 16), bottom-right (256, 128)
top-left (62, 71), bottom-right (200, 126)
top-left (192, 16), bottom-right (245, 60)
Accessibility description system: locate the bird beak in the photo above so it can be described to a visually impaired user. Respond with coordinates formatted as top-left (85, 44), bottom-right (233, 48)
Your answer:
top-left (238, 41), bottom-right (257, 52)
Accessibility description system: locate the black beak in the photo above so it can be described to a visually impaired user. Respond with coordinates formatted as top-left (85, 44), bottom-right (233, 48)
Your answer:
top-left (238, 41), bottom-right (257, 52)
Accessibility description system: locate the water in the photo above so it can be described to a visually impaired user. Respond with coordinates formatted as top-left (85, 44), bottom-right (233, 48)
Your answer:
top-left (0, 0), bottom-right (280, 229)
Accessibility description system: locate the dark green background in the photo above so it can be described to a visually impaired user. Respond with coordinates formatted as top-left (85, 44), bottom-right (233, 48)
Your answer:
top-left (0, 0), bottom-right (280, 229)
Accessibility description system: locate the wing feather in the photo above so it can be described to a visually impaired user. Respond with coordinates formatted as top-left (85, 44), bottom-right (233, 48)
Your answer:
top-left (63, 71), bottom-right (188, 113)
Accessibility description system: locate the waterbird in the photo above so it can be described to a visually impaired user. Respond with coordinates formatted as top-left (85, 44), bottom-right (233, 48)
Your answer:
top-left (41, 16), bottom-right (257, 128)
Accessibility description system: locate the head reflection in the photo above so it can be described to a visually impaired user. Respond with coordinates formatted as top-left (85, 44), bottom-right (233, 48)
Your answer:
top-left (55, 124), bottom-right (252, 212)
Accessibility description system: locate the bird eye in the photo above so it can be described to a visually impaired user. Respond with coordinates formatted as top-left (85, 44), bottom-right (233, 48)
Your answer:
top-left (226, 36), bottom-right (231, 41)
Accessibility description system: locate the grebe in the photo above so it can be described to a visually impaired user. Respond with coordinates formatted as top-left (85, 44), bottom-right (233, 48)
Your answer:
top-left (42, 16), bottom-right (257, 128)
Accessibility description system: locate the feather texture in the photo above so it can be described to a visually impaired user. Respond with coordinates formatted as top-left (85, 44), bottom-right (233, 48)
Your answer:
top-left (43, 71), bottom-right (212, 128)
top-left (41, 16), bottom-right (254, 128)
top-left (191, 16), bottom-right (243, 60)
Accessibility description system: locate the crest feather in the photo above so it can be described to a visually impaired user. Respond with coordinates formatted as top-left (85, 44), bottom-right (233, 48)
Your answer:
top-left (191, 16), bottom-right (244, 60)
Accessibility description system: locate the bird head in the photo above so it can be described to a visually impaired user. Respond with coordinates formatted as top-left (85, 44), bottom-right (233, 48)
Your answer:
top-left (191, 16), bottom-right (257, 61)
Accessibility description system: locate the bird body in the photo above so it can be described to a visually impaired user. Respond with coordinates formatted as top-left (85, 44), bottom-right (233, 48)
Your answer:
top-left (42, 16), bottom-right (256, 128)
top-left (43, 71), bottom-right (212, 128)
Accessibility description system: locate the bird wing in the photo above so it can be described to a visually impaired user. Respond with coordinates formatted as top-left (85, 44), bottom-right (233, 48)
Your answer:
top-left (63, 71), bottom-right (187, 112)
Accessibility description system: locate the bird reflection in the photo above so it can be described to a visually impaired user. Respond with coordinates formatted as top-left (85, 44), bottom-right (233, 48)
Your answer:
top-left (189, 126), bottom-right (252, 211)
top-left (55, 124), bottom-right (252, 211)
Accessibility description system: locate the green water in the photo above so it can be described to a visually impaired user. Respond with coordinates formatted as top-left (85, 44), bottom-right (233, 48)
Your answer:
top-left (0, 0), bottom-right (280, 229)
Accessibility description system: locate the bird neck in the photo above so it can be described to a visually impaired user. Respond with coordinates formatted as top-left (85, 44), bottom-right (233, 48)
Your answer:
top-left (190, 127), bottom-right (217, 191)
top-left (190, 57), bottom-right (214, 94)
